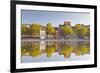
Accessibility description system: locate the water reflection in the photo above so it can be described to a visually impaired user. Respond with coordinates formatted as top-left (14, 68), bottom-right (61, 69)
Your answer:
top-left (21, 41), bottom-right (90, 60)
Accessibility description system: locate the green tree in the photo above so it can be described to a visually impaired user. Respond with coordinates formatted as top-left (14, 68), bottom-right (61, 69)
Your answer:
top-left (75, 24), bottom-right (89, 39)
top-left (61, 26), bottom-right (74, 38)
top-left (74, 24), bottom-right (81, 38)
top-left (78, 27), bottom-right (88, 39)
top-left (21, 24), bottom-right (29, 35)
top-left (75, 24), bottom-right (81, 30)
top-left (46, 23), bottom-right (56, 39)
top-left (46, 23), bottom-right (56, 35)
top-left (87, 28), bottom-right (90, 38)
top-left (30, 23), bottom-right (41, 36)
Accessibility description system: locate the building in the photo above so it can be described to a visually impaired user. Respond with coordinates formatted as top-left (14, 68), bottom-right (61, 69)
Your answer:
top-left (22, 24), bottom-right (30, 28)
top-left (64, 21), bottom-right (71, 27)
top-left (40, 41), bottom-right (46, 50)
top-left (40, 26), bottom-right (46, 39)
top-left (54, 27), bottom-right (60, 39)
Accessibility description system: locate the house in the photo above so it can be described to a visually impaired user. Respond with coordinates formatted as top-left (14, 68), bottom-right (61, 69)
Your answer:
top-left (64, 21), bottom-right (71, 27)
top-left (40, 26), bottom-right (46, 39)
top-left (54, 27), bottom-right (60, 39)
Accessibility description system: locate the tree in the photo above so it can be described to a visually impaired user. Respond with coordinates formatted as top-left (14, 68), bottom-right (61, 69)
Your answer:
top-left (46, 23), bottom-right (56, 39)
top-left (74, 24), bottom-right (81, 38)
top-left (74, 24), bottom-right (89, 39)
top-left (60, 26), bottom-right (74, 38)
top-left (78, 27), bottom-right (88, 39)
top-left (46, 23), bottom-right (56, 34)
top-left (87, 28), bottom-right (90, 38)
top-left (21, 24), bottom-right (29, 35)
top-left (30, 23), bottom-right (41, 36)
top-left (75, 24), bottom-right (81, 30)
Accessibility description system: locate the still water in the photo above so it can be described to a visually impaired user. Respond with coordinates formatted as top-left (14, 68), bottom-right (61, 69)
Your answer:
top-left (21, 41), bottom-right (90, 63)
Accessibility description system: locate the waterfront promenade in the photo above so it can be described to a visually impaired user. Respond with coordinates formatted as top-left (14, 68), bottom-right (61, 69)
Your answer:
top-left (21, 38), bottom-right (90, 43)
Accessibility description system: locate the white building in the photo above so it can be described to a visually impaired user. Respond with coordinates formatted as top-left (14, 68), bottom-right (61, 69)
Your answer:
top-left (40, 41), bottom-right (46, 50)
top-left (40, 26), bottom-right (46, 39)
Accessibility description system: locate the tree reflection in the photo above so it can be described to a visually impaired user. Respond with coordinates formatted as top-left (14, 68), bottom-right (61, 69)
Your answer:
top-left (45, 43), bottom-right (56, 58)
top-left (31, 44), bottom-right (41, 57)
top-left (21, 42), bottom-right (41, 57)
top-left (21, 41), bottom-right (90, 58)
top-left (74, 43), bottom-right (90, 56)
top-left (59, 45), bottom-right (73, 58)
top-left (21, 43), bottom-right (32, 56)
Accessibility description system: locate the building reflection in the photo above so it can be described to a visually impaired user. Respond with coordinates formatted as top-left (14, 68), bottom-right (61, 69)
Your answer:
top-left (21, 41), bottom-right (90, 58)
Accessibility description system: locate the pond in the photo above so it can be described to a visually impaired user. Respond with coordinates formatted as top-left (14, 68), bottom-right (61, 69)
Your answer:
top-left (21, 41), bottom-right (90, 63)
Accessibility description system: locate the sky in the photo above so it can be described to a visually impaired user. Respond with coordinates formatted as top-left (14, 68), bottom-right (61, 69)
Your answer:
top-left (21, 10), bottom-right (90, 27)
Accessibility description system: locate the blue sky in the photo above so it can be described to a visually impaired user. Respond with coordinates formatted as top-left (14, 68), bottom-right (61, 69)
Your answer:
top-left (21, 10), bottom-right (90, 27)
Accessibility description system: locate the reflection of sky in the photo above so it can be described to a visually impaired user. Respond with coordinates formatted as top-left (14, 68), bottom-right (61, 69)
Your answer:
top-left (22, 53), bottom-right (90, 63)
top-left (21, 10), bottom-right (90, 27)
